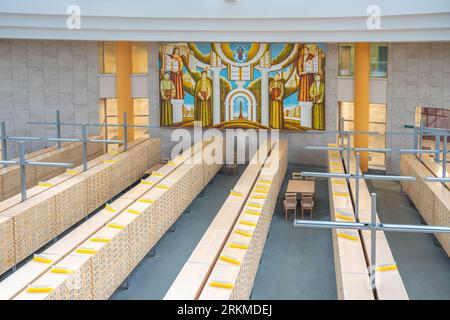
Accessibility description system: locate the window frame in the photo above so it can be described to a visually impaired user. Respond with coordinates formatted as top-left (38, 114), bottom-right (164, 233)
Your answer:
top-left (131, 42), bottom-right (149, 74)
top-left (338, 43), bottom-right (388, 79)
top-left (133, 98), bottom-right (150, 139)
top-left (338, 43), bottom-right (355, 77)
top-left (338, 101), bottom-right (388, 169)
top-left (101, 42), bottom-right (117, 74)
top-left (369, 43), bottom-right (388, 78)
top-left (100, 98), bottom-right (119, 141)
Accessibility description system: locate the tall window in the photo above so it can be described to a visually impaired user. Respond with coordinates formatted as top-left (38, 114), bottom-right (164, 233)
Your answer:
top-left (100, 98), bottom-right (149, 146)
top-left (418, 107), bottom-right (450, 130)
top-left (338, 102), bottom-right (387, 169)
top-left (416, 107), bottom-right (450, 151)
top-left (338, 43), bottom-right (388, 78)
top-left (132, 43), bottom-right (148, 74)
top-left (338, 44), bottom-right (355, 77)
top-left (133, 98), bottom-right (149, 139)
top-left (370, 44), bottom-right (388, 78)
top-left (368, 104), bottom-right (387, 167)
top-left (98, 42), bottom-right (117, 74)
top-left (100, 98), bottom-right (118, 140)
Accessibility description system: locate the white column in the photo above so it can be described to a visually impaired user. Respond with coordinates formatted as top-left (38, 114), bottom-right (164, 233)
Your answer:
top-left (172, 99), bottom-right (184, 123)
top-left (259, 68), bottom-right (269, 126)
top-left (300, 102), bottom-right (313, 128)
top-left (211, 67), bottom-right (223, 125)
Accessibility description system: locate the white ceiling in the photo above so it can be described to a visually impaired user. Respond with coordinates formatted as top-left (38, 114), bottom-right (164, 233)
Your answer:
top-left (1, 0), bottom-right (449, 42)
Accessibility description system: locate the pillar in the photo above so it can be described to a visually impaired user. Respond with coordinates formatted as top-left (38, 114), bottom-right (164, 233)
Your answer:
top-left (116, 41), bottom-right (134, 141)
top-left (354, 42), bottom-right (370, 172)
top-left (259, 68), bottom-right (269, 126)
top-left (211, 67), bottom-right (223, 125)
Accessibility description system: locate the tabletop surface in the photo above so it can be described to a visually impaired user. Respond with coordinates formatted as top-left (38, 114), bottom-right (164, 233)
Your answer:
top-left (287, 180), bottom-right (315, 194)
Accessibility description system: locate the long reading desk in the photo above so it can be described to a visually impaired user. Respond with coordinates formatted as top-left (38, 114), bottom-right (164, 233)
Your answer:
top-left (199, 140), bottom-right (288, 300)
top-left (164, 140), bottom-right (274, 300)
top-left (165, 140), bottom-right (288, 300)
top-left (400, 154), bottom-right (449, 256)
top-left (345, 152), bottom-right (409, 300)
top-left (1, 137), bottom-right (221, 299)
top-left (0, 137), bottom-right (161, 275)
top-left (327, 146), bottom-right (374, 300)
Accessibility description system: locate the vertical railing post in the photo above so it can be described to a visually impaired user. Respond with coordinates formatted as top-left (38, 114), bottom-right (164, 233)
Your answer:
top-left (1, 120), bottom-right (8, 164)
top-left (56, 110), bottom-right (62, 149)
top-left (82, 125), bottom-right (88, 172)
top-left (370, 193), bottom-right (377, 290)
top-left (418, 120), bottom-right (423, 161)
top-left (340, 117), bottom-right (344, 159)
top-left (355, 152), bottom-right (361, 222)
top-left (19, 141), bottom-right (27, 202)
top-left (413, 124), bottom-right (418, 150)
top-left (123, 111), bottom-right (128, 151)
top-left (443, 133), bottom-right (448, 184)
top-left (346, 134), bottom-right (351, 172)
top-left (434, 132), bottom-right (441, 165)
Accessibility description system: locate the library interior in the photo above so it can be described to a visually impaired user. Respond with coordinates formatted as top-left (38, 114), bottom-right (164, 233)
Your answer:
top-left (0, 0), bottom-right (449, 300)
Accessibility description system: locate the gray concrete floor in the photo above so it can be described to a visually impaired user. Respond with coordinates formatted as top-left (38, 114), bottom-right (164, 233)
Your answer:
top-left (110, 163), bottom-right (449, 300)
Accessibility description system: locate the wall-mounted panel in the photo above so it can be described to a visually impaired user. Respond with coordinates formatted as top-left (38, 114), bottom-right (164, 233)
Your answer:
top-left (159, 42), bottom-right (327, 130)
top-left (337, 77), bottom-right (387, 104)
top-left (131, 75), bottom-right (148, 98)
top-left (337, 77), bottom-right (354, 102)
top-left (99, 74), bottom-right (116, 98)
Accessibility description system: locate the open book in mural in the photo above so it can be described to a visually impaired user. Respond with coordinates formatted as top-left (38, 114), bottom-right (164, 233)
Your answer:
top-left (159, 43), bottom-right (326, 130)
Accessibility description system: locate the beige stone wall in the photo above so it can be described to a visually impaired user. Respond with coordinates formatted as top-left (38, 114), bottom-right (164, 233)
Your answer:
top-left (0, 39), bottom-right (100, 158)
top-left (386, 42), bottom-right (450, 174)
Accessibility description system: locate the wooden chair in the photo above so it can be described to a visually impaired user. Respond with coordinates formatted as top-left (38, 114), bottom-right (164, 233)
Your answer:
top-left (283, 193), bottom-right (297, 220)
top-left (301, 193), bottom-right (315, 219)
top-left (292, 172), bottom-right (302, 180)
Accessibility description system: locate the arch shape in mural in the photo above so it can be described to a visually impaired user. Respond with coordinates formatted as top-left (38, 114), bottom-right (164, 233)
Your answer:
top-left (225, 88), bottom-right (257, 122)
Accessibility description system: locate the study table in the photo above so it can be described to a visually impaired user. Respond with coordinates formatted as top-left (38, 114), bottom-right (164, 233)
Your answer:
top-left (286, 180), bottom-right (315, 195)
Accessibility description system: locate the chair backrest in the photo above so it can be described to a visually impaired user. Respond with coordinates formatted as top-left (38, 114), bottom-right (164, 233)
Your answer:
top-left (285, 193), bottom-right (297, 203)
top-left (302, 193), bottom-right (313, 200)
top-left (292, 172), bottom-right (302, 180)
top-left (302, 195), bottom-right (313, 206)
top-left (305, 176), bottom-right (315, 181)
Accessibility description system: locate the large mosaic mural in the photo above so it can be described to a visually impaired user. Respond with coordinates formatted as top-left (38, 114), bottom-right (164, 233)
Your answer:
top-left (159, 43), bottom-right (326, 130)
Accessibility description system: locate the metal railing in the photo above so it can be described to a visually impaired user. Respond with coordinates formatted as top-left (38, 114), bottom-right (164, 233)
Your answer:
top-left (0, 141), bottom-right (73, 201)
top-left (294, 193), bottom-right (450, 290)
